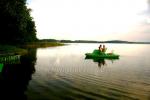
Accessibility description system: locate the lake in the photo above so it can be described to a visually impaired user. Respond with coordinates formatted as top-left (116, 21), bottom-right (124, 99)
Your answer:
top-left (0, 43), bottom-right (150, 100)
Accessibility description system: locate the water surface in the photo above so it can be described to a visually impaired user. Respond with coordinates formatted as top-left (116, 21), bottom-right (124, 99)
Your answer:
top-left (26, 43), bottom-right (150, 100)
top-left (1, 43), bottom-right (149, 100)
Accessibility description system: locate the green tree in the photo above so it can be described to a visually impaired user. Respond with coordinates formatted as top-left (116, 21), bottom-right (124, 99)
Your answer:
top-left (0, 0), bottom-right (37, 44)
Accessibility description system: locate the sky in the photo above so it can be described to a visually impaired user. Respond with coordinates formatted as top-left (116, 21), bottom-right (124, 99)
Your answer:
top-left (27, 0), bottom-right (150, 42)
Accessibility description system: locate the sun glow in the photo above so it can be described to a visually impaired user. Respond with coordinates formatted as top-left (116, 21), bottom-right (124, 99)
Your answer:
top-left (28, 0), bottom-right (149, 41)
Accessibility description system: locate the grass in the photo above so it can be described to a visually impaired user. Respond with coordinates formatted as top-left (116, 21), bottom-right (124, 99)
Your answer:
top-left (0, 42), bottom-right (65, 55)
top-left (0, 44), bottom-right (28, 55)
top-left (22, 42), bottom-right (65, 48)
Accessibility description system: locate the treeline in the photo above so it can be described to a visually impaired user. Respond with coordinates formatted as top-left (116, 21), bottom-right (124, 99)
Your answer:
top-left (42, 39), bottom-right (150, 44)
top-left (59, 40), bottom-right (127, 43)
top-left (0, 0), bottom-right (37, 45)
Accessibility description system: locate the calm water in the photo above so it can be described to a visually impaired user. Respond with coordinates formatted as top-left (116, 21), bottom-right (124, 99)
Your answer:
top-left (0, 43), bottom-right (150, 100)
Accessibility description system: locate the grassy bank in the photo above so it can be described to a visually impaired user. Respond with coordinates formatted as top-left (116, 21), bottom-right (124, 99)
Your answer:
top-left (0, 45), bottom-right (27, 55)
top-left (0, 42), bottom-right (65, 55)
top-left (22, 42), bottom-right (65, 48)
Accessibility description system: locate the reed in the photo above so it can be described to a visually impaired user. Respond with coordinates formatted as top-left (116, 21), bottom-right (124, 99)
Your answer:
top-left (0, 44), bottom-right (27, 55)
top-left (22, 42), bottom-right (65, 48)
top-left (0, 42), bottom-right (65, 55)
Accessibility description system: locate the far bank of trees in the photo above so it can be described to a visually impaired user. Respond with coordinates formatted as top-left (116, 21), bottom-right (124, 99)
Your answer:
top-left (0, 0), bottom-right (37, 44)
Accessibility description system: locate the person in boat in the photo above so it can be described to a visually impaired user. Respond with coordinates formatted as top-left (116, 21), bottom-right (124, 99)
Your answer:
top-left (99, 45), bottom-right (102, 52)
top-left (102, 45), bottom-right (107, 52)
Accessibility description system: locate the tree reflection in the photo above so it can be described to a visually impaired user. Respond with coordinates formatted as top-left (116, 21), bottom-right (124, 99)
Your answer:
top-left (0, 49), bottom-right (37, 100)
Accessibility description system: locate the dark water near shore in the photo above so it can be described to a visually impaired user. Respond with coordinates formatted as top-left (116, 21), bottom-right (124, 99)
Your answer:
top-left (0, 43), bottom-right (150, 100)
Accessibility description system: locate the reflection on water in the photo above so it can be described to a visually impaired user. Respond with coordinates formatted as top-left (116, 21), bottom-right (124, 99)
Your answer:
top-left (97, 59), bottom-right (106, 67)
top-left (85, 56), bottom-right (119, 67)
top-left (0, 49), bottom-right (36, 100)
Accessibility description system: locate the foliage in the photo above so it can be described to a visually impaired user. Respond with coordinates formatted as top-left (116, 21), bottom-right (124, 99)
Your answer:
top-left (0, 0), bottom-right (37, 44)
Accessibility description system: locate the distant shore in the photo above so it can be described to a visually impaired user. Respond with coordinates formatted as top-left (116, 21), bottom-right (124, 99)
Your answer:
top-left (39, 39), bottom-right (150, 44)
top-left (59, 40), bottom-right (150, 44)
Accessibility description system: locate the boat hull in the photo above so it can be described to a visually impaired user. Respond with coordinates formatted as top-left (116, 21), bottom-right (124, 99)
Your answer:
top-left (85, 53), bottom-right (119, 59)
top-left (85, 49), bottom-right (119, 59)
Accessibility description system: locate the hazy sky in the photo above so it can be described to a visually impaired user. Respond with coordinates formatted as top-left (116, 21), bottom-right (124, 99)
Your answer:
top-left (27, 0), bottom-right (150, 41)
